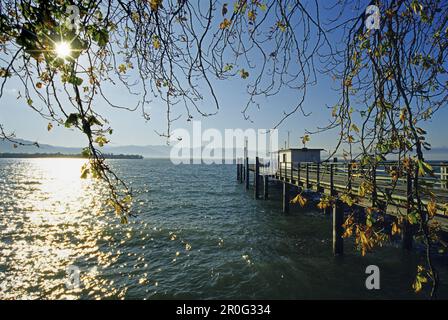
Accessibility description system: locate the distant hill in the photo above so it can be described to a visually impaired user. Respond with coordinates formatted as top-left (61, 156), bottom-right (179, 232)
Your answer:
top-left (2, 139), bottom-right (447, 161)
top-left (0, 152), bottom-right (143, 159)
top-left (0, 139), bottom-right (171, 158)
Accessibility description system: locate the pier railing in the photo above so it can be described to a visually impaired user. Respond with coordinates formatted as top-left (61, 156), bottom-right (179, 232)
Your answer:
top-left (246, 160), bottom-right (448, 216)
top-left (236, 158), bottom-right (448, 255)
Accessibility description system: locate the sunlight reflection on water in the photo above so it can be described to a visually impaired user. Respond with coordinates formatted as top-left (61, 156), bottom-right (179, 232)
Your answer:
top-left (1, 158), bottom-right (447, 300)
top-left (0, 159), bottom-right (118, 299)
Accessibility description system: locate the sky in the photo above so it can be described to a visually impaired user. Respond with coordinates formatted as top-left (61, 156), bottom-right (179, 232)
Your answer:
top-left (1, 0), bottom-right (447, 154)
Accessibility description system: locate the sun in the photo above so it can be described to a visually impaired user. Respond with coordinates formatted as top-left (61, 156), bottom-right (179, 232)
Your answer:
top-left (54, 41), bottom-right (72, 59)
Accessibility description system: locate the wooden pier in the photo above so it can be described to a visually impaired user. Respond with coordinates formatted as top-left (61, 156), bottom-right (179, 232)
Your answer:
top-left (236, 158), bottom-right (448, 255)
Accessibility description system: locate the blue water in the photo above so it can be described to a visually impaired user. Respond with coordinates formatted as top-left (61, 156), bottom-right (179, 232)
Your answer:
top-left (0, 158), bottom-right (447, 299)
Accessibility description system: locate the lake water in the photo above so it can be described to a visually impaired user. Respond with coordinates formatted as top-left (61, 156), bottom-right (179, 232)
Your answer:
top-left (0, 158), bottom-right (447, 299)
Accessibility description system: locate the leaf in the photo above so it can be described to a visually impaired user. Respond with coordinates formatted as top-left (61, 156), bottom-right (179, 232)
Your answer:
top-left (47, 122), bottom-right (53, 131)
top-left (317, 196), bottom-right (331, 210)
top-left (417, 160), bottom-right (434, 176)
top-left (81, 147), bottom-right (91, 158)
top-left (36, 82), bottom-right (43, 89)
top-left (93, 28), bottom-right (109, 47)
top-left (149, 0), bottom-right (163, 11)
top-left (276, 21), bottom-right (286, 32)
top-left (0, 67), bottom-right (11, 78)
top-left (123, 195), bottom-right (132, 204)
top-left (344, 78), bottom-right (352, 88)
top-left (152, 36), bottom-right (161, 49)
top-left (427, 199), bottom-right (437, 218)
top-left (301, 134), bottom-right (310, 146)
top-left (118, 63), bottom-right (127, 73)
top-left (27, 98), bottom-right (33, 106)
top-left (413, 278), bottom-right (423, 293)
top-left (399, 109), bottom-right (407, 122)
top-left (95, 136), bottom-right (109, 147)
top-left (88, 115), bottom-right (102, 127)
top-left (223, 64), bottom-right (233, 72)
top-left (222, 3), bottom-right (228, 16)
top-left (80, 164), bottom-right (90, 179)
top-left (219, 18), bottom-right (232, 30)
top-left (340, 193), bottom-right (355, 206)
top-left (291, 193), bottom-right (307, 207)
top-left (407, 211), bottom-right (419, 224)
top-left (391, 222), bottom-right (401, 235)
top-left (71, 76), bottom-right (83, 86)
top-left (366, 214), bottom-right (375, 227)
top-left (65, 113), bottom-right (79, 128)
top-left (239, 69), bottom-right (249, 79)
top-left (248, 10), bottom-right (256, 21)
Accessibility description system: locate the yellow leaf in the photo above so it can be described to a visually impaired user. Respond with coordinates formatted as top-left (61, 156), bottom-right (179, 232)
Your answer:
top-left (391, 222), bottom-right (401, 235)
top-left (344, 78), bottom-right (352, 88)
top-left (291, 193), bottom-right (307, 207)
top-left (276, 21), bottom-right (286, 32)
top-left (220, 18), bottom-right (232, 29)
top-left (47, 122), bottom-right (53, 131)
top-left (149, 0), bottom-right (163, 11)
top-left (412, 278), bottom-right (422, 293)
top-left (118, 63), bottom-right (127, 73)
top-left (340, 193), bottom-right (355, 206)
top-left (317, 197), bottom-right (330, 210)
top-left (248, 10), bottom-right (256, 21)
top-left (427, 199), bottom-right (437, 218)
top-left (400, 108), bottom-right (407, 122)
top-left (301, 134), bottom-right (310, 146)
top-left (153, 37), bottom-right (161, 49)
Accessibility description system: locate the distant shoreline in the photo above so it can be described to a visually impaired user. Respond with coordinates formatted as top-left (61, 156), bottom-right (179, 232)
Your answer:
top-left (0, 153), bottom-right (144, 159)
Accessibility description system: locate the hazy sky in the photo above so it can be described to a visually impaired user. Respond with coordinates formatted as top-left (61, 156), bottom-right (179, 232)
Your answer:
top-left (1, 1), bottom-right (447, 153)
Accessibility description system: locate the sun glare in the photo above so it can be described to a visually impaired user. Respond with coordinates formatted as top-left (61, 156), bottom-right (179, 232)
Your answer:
top-left (55, 41), bottom-right (71, 59)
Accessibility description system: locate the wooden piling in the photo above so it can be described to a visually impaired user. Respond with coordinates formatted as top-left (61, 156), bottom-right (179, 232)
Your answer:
top-left (254, 157), bottom-right (260, 199)
top-left (236, 161), bottom-right (241, 182)
top-left (245, 157), bottom-right (249, 190)
top-left (403, 169), bottom-right (414, 250)
top-left (263, 175), bottom-right (269, 200)
top-left (371, 164), bottom-right (377, 207)
top-left (333, 200), bottom-right (344, 255)
top-left (306, 163), bottom-right (310, 188)
top-left (324, 164), bottom-right (334, 216)
top-left (290, 162), bottom-right (294, 183)
top-left (282, 182), bottom-right (290, 213)
top-left (330, 163), bottom-right (335, 196)
top-left (347, 162), bottom-right (352, 191)
top-left (442, 165), bottom-right (448, 189)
